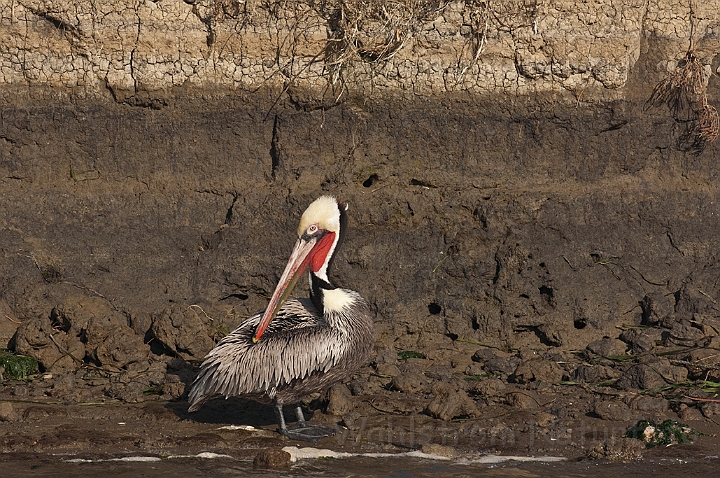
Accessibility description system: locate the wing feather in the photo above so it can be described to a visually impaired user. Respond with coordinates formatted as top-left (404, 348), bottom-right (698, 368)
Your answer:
top-left (187, 298), bottom-right (349, 410)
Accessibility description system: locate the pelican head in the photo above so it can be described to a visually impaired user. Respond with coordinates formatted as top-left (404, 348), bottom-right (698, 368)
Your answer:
top-left (252, 196), bottom-right (346, 342)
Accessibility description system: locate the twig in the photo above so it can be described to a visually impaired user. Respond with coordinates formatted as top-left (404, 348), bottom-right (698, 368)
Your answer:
top-left (628, 264), bottom-right (668, 286)
top-left (48, 333), bottom-right (83, 365)
top-left (683, 395), bottom-right (720, 403)
top-left (188, 304), bottom-right (215, 322)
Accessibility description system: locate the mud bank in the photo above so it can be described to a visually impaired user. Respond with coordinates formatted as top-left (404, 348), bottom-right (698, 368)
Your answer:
top-left (2, 87), bottom-right (720, 466)
top-left (2, 0), bottom-right (720, 471)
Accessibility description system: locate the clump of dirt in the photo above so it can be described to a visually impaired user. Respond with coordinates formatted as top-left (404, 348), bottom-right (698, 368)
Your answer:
top-left (7, 294), bottom-right (199, 404)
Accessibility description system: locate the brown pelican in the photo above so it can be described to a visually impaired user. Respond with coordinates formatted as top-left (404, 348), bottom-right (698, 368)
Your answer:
top-left (188, 196), bottom-right (374, 441)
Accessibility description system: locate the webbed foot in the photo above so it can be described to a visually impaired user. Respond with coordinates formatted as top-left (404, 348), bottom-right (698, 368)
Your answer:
top-left (281, 423), bottom-right (338, 442)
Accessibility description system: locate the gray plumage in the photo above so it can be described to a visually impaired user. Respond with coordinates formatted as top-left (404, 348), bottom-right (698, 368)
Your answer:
top-left (187, 290), bottom-right (374, 412)
top-left (187, 195), bottom-right (374, 440)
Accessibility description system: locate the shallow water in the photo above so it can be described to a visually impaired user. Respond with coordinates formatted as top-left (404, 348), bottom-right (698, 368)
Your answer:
top-left (3, 448), bottom-right (719, 478)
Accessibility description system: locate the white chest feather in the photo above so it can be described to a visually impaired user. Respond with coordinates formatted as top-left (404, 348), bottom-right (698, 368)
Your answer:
top-left (321, 288), bottom-right (357, 314)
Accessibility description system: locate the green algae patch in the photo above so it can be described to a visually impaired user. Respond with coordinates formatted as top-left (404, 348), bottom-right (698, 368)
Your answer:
top-left (0, 350), bottom-right (38, 380)
top-left (625, 419), bottom-right (701, 448)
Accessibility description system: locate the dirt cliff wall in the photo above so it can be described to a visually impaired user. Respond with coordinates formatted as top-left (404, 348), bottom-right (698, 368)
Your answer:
top-left (1, 1), bottom-right (719, 400)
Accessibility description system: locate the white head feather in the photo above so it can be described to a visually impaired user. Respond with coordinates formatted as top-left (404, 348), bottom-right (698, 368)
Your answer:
top-left (296, 196), bottom-right (344, 284)
top-left (297, 195), bottom-right (341, 237)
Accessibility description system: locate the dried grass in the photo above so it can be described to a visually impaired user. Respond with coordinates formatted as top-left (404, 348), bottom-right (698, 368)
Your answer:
top-left (455, 0), bottom-right (538, 79)
top-left (645, 51), bottom-right (708, 120)
top-left (645, 1), bottom-right (718, 154)
top-left (698, 101), bottom-right (720, 144)
top-left (192, 0), bottom-right (542, 108)
top-left (322, 0), bottom-right (451, 93)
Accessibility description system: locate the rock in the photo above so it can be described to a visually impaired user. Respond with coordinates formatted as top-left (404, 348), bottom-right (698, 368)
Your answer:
top-left (534, 412), bottom-right (557, 427)
top-left (464, 362), bottom-right (485, 377)
top-left (506, 392), bottom-right (538, 410)
top-left (594, 400), bottom-right (633, 421)
top-left (629, 396), bottom-right (668, 413)
top-left (616, 364), bottom-right (666, 391)
top-left (421, 443), bottom-right (458, 458)
top-left (678, 404), bottom-right (704, 421)
top-left (150, 305), bottom-right (216, 360)
top-left (129, 312), bottom-right (154, 338)
top-left (12, 317), bottom-right (85, 373)
top-left (50, 372), bottom-right (77, 395)
top-left (510, 359), bottom-right (564, 384)
top-left (164, 356), bottom-right (197, 384)
top-left (649, 360), bottom-right (688, 383)
top-left (709, 336), bottom-right (720, 349)
top-left (104, 361), bottom-right (168, 402)
top-left (13, 317), bottom-right (52, 348)
top-left (106, 380), bottom-right (149, 403)
top-left (570, 364), bottom-right (617, 383)
top-left (52, 295), bottom-right (126, 335)
top-left (85, 317), bottom-right (150, 368)
top-left (667, 320), bottom-right (706, 344)
top-left (470, 377), bottom-right (506, 397)
top-left (390, 373), bottom-right (431, 394)
top-left (484, 356), bottom-right (521, 375)
top-left (375, 363), bottom-right (401, 377)
top-left (398, 357), bottom-right (431, 373)
top-left (674, 285), bottom-right (715, 320)
top-left (450, 354), bottom-right (473, 370)
top-left (326, 383), bottom-right (354, 416)
top-left (472, 348), bottom-right (521, 375)
top-left (373, 348), bottom-right (398, 365)
top-left (253, 449), bottom-right (291, 468)
top-left (619, 328), bottom-right (660, 354)
top-left (0, 402), bottom-right (18, 421)
top-left (12, 385), bottom-right (27, 397)
top-left (472, 348), bottom-right (495, 363)
top-left (12, 295), bottom-right (150, 373)
top-left (425, 382), bottom-right (479, 420)
top-left (535, 324), bottom-right (564, 346)
top-left (372, 349), bottom-right (400, 370)
top-left (347, 379), bottom-right (369, 396)
top-left (162, 380), bottom-right (186, 399)
top-left (694, 314), bottom-right (720, 336)
top-left (684, 349), bottom-right (720, 378)
top-left (640, 293), bottom-right (673, 326)
top-left (371, 396), bottom-right (426, 415)
top-left (587, 437), bottom-right (645, 461)
top-left (701, 402), bottom-right (720, 418)
top-left (586, 337), bottom-right (627, 358)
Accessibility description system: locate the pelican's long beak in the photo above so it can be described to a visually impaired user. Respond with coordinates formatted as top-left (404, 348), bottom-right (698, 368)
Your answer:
top-left (252, 237), bottom-right (317, 343)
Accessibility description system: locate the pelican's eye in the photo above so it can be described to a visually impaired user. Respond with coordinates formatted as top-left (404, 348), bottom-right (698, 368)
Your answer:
top-left (307, 224), bottom-right (319, 235)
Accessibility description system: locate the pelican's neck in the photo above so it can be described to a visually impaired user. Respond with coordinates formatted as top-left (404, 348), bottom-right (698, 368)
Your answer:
top-left (308, 200), bottom-right (349, 316)
top-left (309, 272), bottom-right (334, 315)
top-left (309, 272), bottom-right (358, 323)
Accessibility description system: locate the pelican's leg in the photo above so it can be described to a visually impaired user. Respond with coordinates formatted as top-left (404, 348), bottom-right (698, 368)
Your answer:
top-left (294, 403), bottom-right (306, 424)
top-left (274, 400), bottom-right (289, 435)
top-left (279, 402), bottom-right (338, 442)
